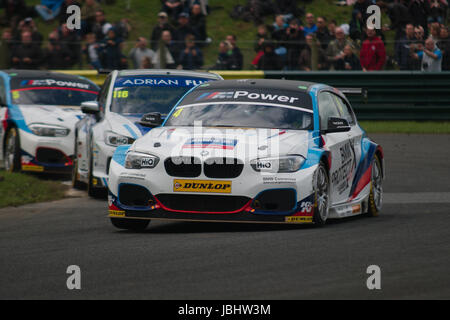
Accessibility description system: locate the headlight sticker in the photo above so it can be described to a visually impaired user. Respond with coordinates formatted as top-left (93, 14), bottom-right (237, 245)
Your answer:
top-left (173, 108), bottom-right (183, 118)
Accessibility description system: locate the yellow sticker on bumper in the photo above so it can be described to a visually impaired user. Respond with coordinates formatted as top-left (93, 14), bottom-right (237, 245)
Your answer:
top-left (285, 216), bottom-right (313, 223)
top-left (173, 179), bottom-right (232, 193)
top-left (22, 165), bottom-right (44, 172)
top-left (109, 210), bottom-right (126, 217)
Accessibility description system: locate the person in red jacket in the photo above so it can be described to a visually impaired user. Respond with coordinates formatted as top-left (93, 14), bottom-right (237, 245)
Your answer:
top-left (360, 28), bottom-right (386, 71)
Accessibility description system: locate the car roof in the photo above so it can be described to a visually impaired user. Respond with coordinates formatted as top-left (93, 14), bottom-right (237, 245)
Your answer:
top-left (117, 69), bottom-right (223, 80)
top-left (3, 69), bottom-right (95, 82)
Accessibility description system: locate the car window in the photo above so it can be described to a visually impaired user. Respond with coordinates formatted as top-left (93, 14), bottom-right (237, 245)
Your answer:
top-left (332, 94), bottom-right (355, 126)
top-left (318, 92), bottom-right (341, 130)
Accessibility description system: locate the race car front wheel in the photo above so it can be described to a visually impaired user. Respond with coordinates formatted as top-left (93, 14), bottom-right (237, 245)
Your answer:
top-left (313, 162), bottom-right (330, 226)
top-left (4, 128), bottom-right (21, 172)
top-left (367, 155), bottom-right (383, 217)
top-left (110, 218), bottom-right (150, 231)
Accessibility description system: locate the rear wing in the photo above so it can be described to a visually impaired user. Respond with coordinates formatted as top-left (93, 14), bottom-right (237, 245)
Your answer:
top-left (337, 87), bottom-right (368, 100)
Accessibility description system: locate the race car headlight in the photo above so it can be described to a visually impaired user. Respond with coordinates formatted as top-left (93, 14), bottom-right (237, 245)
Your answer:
top-left (125, 151), bottom-right (159, 169)
top-left (29, 123), bottom-right (70, 137)
top-left (251, 155), bottom-right (305, 173)
top-left (105, 131), bottom-right (135, 146)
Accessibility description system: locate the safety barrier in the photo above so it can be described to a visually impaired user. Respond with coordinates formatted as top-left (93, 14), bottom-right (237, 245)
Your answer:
top-left (54, 70), bottom-right (450, 120)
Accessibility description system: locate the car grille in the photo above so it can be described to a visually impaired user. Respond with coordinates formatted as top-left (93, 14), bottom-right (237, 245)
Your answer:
top-left (253, 189), bottom-right (297, 212)
top-left (36, 148), bottom-right (68, 164)
top-left (165, 157), bottom-right (244, 178)
top-left (119, 184), bottom-right (154, 207)
top-left (156, 194), bottom-right (251, 212)
top-left (204, 158), bottom-right (244, 178)
top-left (164, 157), bottom-right (201, 177)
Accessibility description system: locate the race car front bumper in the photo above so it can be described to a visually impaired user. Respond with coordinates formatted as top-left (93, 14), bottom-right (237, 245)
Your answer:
top-left (19, 129), bottom-right (74, 173)
top-left (107, 158), bottom-right (318, 224)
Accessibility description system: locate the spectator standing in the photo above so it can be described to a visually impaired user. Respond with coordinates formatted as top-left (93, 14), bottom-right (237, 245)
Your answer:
top-left (178, 34), bottom-right (203, 69)
top-left (349, 10), bottom-right (364, 42)
top-left (271, 15), bottom-right (288, 41)
top-left (0, 28), bottom-right (14, 68)
top-left (257, 41), bottom-right (282, 70)
top-left (59, 23), bottom-right (81, 66)
top-left (353, 0), bottom-right (372, 25)
top-left (378, 0), bottom-right (412, 40)
top-left (213, 40), bottom-right (232, 70)
top-left (326, 27), bottom-right (354, 69)
top-left (408, 0), bottom-right (430, 35)
top-left (437, 26), bottom-right (450, 70)
top-left (80, 0), bottom-right (101, 35)
top-left (14, 18), bottom-right (44, 47)
top-left (429, 0), bottom-right (447, 23)
top-left (43, 31), bottom-right (71, 69)
top-left (226, 34), bottom-right (243, 70)
top-left (335, 44), bottom-right (362, 70)
top-left (161, 0), bottom-right (185, 22)
top-left (11, 31), bottom-right (42, 69)
top-left (153, 30), bottom-right (178, 68)
top-left (395, 24), bottom-right (418, 70)
top-left (298, 34), bottom-right (327, 71)
top-left (190, 4), bottom-right (207, 44)
top-left (150, 12), bottom-right (175, 50)
top-left (360, 28), bottom-right (386, 71)
top-left (174, 13), bottom-right (196, 48)
top-left (316, 16), bottom-right (332, 49)
top-left (412, 37), bottom-right (442, 71)
top-left (82, 33), bottom-right (102, 70)
top-left (129, 37), bottom-right (156, 69)
top-left (328, 19), bottom-right (337, 40)
top-left (283, 19), bottom-right (306, 70)
top-left (303, 13), bottom-right (317, 36)
top-left (254, 24), bottom-right (270, 53)
top-left (101, 28), bottom-right (123, 70)
top-left (92, 10), bottom-right (113, 42)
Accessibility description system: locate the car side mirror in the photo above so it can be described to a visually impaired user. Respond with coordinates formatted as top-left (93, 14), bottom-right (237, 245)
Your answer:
top-left (139, 112), bottom-right (163, 128)
top-left (81, 101), bottom-right (100, 115)
top-left (322, 117), bottom-right (351, 134)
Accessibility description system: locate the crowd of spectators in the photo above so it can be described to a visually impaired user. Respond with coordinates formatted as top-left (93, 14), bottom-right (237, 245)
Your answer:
top-left (224, 0), bottom-right (449, 71)
top-left (0, 0), bottom-right (448, 71)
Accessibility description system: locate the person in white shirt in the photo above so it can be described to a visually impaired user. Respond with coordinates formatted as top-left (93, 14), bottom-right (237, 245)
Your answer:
top-left (128, 37), bottom-right (156, 69)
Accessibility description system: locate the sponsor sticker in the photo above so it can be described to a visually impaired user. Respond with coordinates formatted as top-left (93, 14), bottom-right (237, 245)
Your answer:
top-left (285, 216), bottom-right (313, 223)
top-left (109, 209), bottom-right (126, 217)
top-left (173, 179), bottom-right (232, 193)
top-left (22, 164), bottom-right (44, 172)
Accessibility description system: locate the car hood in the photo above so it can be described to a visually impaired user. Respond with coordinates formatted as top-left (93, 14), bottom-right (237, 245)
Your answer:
top-left (106, 112), bottom-right (154, 139)
top-left (131, 126), bottom-right (311, 161)
top-left (18, 104), bottom-right (83, 129)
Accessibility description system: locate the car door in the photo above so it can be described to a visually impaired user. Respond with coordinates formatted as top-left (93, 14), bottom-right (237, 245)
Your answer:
top-left (318, 91), bottom-right (353, 205)
top-left (331, 93), bottom-right (363, 199)
top-left (0, 77), bottom-right (7, 162)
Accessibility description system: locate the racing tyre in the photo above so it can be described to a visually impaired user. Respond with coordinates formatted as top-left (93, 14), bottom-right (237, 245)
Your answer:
top-left (367, 155), bottom-right (383, 217)
top-left (71, 142), bottom-right (84, 189)
top-left (313, 162), bottom-right (330, 226)
top-left (4, 127), bottom-right (21, 172)
top-left (110, 218), bottom-right (150, 231)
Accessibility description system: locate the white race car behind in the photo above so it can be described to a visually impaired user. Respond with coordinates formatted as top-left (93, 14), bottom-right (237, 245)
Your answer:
top-left (72, 69), bottom-right (222, 196)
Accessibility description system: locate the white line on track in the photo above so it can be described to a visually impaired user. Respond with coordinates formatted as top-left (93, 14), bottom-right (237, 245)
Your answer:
top-left (384, 192), bottom-right (450, 204)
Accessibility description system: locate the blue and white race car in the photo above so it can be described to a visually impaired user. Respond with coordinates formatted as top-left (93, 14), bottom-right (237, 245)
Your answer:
top-left (72, 69), bottom-right (222, 196)
top-left (0, 70), bottom-right (99, 173)
top-left (107, 79), bottom-right (384, 230)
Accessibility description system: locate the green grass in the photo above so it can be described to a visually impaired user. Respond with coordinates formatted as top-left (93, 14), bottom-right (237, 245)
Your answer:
top-left (360, 121), bottom-right (450, 134)
top-left (5, 0), bottom-right (397, 70)
top-left (0, 170), bottom-right (68, 208)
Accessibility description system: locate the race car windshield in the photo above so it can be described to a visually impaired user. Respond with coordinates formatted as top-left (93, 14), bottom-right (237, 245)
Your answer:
top-left (165, 103), bottom-right (313, 130)
top-left (110, 86), bottom-right (189, 116)
top-left (11, 88), bottom-right (98, 106)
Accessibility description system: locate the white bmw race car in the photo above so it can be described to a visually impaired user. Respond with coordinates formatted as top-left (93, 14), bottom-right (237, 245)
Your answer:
top-left (107, 79), bottom-right (384, 230)
top-left (0, 70), bottom-right (99, 173)
top-left (72, 69), bottom-right (222, 197)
